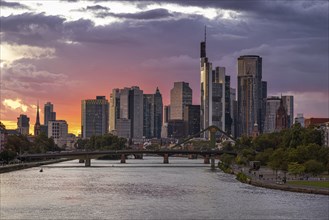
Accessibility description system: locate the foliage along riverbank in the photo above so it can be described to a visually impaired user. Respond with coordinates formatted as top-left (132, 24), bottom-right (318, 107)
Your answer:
top-left (218, 163), bottom-right (329, 195)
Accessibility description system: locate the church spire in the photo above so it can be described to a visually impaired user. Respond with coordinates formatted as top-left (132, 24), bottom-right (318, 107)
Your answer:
top-left (34, 101), bottom-right (41, 136)
top-left (36, 101), bottom-right (40, 125)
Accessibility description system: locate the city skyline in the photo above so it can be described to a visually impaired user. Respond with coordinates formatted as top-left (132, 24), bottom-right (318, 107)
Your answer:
top-left (1, 0), bottom-right (328, 135)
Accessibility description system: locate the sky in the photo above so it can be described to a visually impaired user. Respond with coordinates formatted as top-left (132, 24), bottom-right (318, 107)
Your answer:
top-left (1, 0), bottom-right (328, 135)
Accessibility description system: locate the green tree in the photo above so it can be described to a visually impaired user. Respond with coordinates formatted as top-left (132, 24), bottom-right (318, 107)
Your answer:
top-left (304, 159), bottom-right (326, 176)
top-left (268, 148), bottom-right (289, 180)
top-left (0, 149), bottom-right (17, 163)
top-left (288, 162), bottom-right (305, 177)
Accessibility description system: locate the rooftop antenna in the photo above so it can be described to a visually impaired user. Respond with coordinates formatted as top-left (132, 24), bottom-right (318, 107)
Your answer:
top-left (204, 25), bottom-right (207, 43)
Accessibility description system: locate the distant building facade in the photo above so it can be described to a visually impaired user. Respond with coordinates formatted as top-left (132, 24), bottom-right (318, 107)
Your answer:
top-left (167, 119), bottom-right (185, 139)
top-left (264, 97), bottom-right (281, 133)
top-left (275, 100), bottom-right (288, 132)
top-left (81, 96), bottom-right (109, 138)
top-left (44, 102), bottom-right (56, 126)
top-left (170, 82), bottom-right (192, 120)
top-left (295, 113), bottom-right (305, 127)
top-left (282, 96), bottom-right (294, 128)
top-left (17, 114), bottom-right (30, 135)
top-left (184, 105), bottom-right (200, 137)
top-left (48, 120), bottom-right (68, 147)
top-left (200, 34), bottom-right (227, 138)
top-left (110, 86), bottom-right (145, 140)
top-left (143, 88), bottom-right (163, 139)
top-left (304, 118), bottom-right (329, 128)
top-left (237, 55), bottom-right (266, 137)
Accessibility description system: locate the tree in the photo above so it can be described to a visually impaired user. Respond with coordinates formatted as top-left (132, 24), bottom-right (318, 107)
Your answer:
top-left (288, 162), bottom-right (305, 177)
top-left (0, 149), bottom-right (17, 163)
top-left (220, 153), bottom-right (235, 167)
top-left (268, 148), bottom-right (289, 180)
top-left (304, 160), bottom-right (326, 176)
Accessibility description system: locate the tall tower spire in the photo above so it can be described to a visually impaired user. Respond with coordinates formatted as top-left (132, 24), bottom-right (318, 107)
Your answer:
top-left (34, 101), bottom-right (41, 136)
top-left (36, 101), bottom-right (40, 125)
top-left (200, 26), bottom-right (207, 58)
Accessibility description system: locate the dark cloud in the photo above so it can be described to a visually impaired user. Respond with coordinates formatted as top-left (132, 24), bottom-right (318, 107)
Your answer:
top-left (86, 5), bottom-right (109, 11)
top-left (97, 8), bottom-right (173, 20)
top-left (0, 0), bottom-right (29, 9)
top-left (1, 13), bottom-right (65, 46)
top-left (1, 1), bottom-right (328, 118)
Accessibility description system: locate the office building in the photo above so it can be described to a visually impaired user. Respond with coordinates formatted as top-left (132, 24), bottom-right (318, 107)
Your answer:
top-left (164, 105), bottom-right (170, 124)
top-left (110, 86), bottom-right (144, 140)
top-left (128, 87), bottom-right (144, 139)
top-left (17, 114), bottom-right (30, 135)
top-left (48, 120), bottom-right (68, 147)
top-left (295, 113), bottom-right (305, 127)
top-left (264, 97), bottom-right (281, 133)
top-left (109, 88), bottom-right (121, 132)
top-left (237, 55), bottom-right (266, 137)
top-left (168, 119), bottom-right (185, 139)
top-left (304, 118), bottom-right (329, 128)
top-left (275, 100), bottom-right (288, 132)
top-left (143, 88), bottom-right (163, 139)
top-left (282, 96), bottom-right (294, 128)
top-left (81, 96), bottom-right (109, 138)
top-left (170, 82), bottom-right (192, 120)
top-left (184, 105), bottom-right (200, 137)
top-left (44, 102), bottom-right (56, 126)
top-left (200, 32), bottom-right (227, 138)
top-left (225, 75), bottom-right (232, 135)
top-left (116, 118), bottom-right (131, 139)
top-left (230, 88), bottom-right (237, 138)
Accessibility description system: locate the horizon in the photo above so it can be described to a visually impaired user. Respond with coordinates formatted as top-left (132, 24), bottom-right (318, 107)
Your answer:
top-left (1, 0), bottom-right (328, 135)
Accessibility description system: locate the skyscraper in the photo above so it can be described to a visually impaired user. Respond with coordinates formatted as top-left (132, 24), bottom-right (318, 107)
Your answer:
top-left (143, 87), bottom-right (163, 138)
top-left (200, 31), bottom-right (212, 137)
top-left (109, 88), bottom-right (120, 132)
top-left (34, 102), bottom-right (41, 136)
top-left (200, 31), bottom-right (226, 138)
top-left (184, 105), bottom-right (200, 137)
top-left (81, 96), bottom-right (109, 138)
top-left (237, 55), bottom-right (265, 137)
top-left (44, 102), bottom-right (56, 126)
top-left (170, 82), bottom-right (192, 120)
top-left (282, 95), bottom-right (294, 128)
top-left (128, 86), bottom-right (144, 139)
top-left (230, 88), bottom-right (237, 138)
top-left (17, 114), bottom-right (30, 135)
top-left (163, 105), bottom-right (170, 123)
top-left (264, 96), bottom-right (281, 133)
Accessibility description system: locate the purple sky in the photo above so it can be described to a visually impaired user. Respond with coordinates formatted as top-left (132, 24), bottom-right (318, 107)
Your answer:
top-left (1, 0), bottom-right (328, 134)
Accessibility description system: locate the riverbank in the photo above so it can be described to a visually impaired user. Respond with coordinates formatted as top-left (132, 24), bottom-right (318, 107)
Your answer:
top-left (0, 158), bottom-right (72, 174)
top-left (219, 163), bottom-right (329, 196)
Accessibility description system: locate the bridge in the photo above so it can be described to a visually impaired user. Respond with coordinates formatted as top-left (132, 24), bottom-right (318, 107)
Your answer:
top-left (18, 149), bottom-right (237, 168)
top-left (18, 126), bottom-right (237, 168)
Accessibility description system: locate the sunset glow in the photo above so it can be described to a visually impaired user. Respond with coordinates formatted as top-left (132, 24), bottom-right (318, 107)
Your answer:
top-left (1, 0), bottom-right (328, 135)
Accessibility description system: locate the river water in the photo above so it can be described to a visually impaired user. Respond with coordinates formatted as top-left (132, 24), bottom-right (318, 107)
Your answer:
top-left (1, 157), bottom-right (328, 219)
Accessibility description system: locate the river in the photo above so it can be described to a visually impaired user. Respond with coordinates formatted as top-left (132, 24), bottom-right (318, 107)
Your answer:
top-left (1, 157), bottom-right (328, 219)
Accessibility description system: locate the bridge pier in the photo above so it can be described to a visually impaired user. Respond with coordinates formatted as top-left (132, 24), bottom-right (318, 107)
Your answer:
top-left (204, 155), bottom-right (210, 164)
top-left (85, 158), bottom-right (91, 167)
top-left (120, 154), bottom-right (126, 163)
top-left (163, 154), bottom-right (169, 164)
top-left (134, 154), bottom-right (143, 159)
top-left (211, 156), bottom-right (215, 169)
top-left (79, 159), bottom-right (84, 163)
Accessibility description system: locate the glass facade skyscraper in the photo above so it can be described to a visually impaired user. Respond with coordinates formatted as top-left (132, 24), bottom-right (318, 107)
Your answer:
top-left (237, 55), bottom-right (266, 137)
top-left (81, 96), bottom-right (109, 138)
